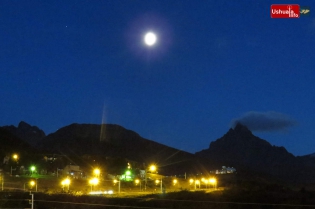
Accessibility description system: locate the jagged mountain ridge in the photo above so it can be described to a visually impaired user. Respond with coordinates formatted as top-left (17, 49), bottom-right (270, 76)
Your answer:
top-left (0, 127), bottom-right (38, 165)
top-left (196, 123), bottom-right (295, 165)
top-left (196, 123), bottom-right (315, 183)
top-left (2, 121), bottom-right (46, 146)
top-left (2, 121), bottom-right (315, 183)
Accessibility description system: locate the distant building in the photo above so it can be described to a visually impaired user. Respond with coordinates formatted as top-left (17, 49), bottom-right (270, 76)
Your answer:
top-left (139, 170), bottom-right (145, 179)
top-left (43, 156), bottom-right (57, 162)
top-left (215, 166), bottom-right (236, 174)
top-left (63, 165), bottom-right (83, 178)
top-left (226, 167), bottom-right (236, 173)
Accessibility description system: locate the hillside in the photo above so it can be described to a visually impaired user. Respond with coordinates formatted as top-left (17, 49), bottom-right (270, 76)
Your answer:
top-left (38, 123), bottom-right (210, 175)
top-left (0, 127), bottom-right (38, 166)
top-left (2, 121), bottom-right (46, 146)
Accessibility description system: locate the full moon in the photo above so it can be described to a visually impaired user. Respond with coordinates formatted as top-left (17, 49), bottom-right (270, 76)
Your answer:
top-left (144, 32), bottom-right (157, 46)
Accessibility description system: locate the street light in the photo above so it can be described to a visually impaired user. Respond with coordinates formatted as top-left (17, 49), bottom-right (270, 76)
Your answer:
top-left (135, 179), bottom-right (141, 191)
top-left (29, 180), bottom-right (37, 192)
top-left (61, 178), bottom-right (70, 192)
top-left (89, 178), bottom-right (99, 192)
top-left (209, 178), bottom-right (217, 189)
top-left (30, 166), bottom-right (36, 176)
top-left (204, 179), bottom-right (209, 189)
top-left (195, 180), bottom-right (200, 189)
top-left (11, 154), bottom-right (19, 175)
top-left (93, 168), bottom-right (100, 177)
top-left (155, 178), bottom-right (163, 193)
top-left (30, 180), bottom-right (35, 187)
top-left (145, 164), bottom-right (157, 190)
top-left (113, 179), bottom-right (120, 193)
top-left (189, 178), bottom-right (197, 190)
top-left (189, 178), bottom-right (194, 185)
top-left (12, 154), bottom-right (18, 161)
top-left (149, 165), bottom-right (156, 173)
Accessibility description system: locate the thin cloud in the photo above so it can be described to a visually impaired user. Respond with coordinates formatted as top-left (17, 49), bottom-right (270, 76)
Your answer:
top-left (231, 111), bottom-right (297, 132)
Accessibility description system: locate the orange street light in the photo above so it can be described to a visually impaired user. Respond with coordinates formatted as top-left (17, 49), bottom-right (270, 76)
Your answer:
top-left (93, 168), bottom-right (100, 177)
top-left (89, 178), bottom-right (99, 192)
top-left (61, 178), bottom-right (70, 191)
top-left (113, 179), bottom-right (120, 193)
top-left (209, 178), bottom-right (217, 189)
top-left (135, 179), bottom-right (141, 191)
top-left (149, 165), bottom-right (156, 173)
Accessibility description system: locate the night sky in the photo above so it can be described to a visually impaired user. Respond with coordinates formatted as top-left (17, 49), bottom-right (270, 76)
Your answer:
top-left (1, 1), bottom-right (314, 156)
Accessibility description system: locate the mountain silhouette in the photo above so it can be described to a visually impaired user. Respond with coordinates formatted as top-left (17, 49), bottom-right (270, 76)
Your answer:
top-left (2, 121), bottom-right (46, 146)
top-left (0, 127), bottom-right (38, 165)
top-left (2, 121), bottom-right (315, 183)
top-left (196, 123), bottom-right (315, 183)
top-left (37, 123), bottom-right (207, 175)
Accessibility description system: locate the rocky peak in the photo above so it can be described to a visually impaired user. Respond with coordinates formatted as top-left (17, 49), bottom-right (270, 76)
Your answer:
top-left (195, 123), bottom-right (304, 182)
top-left (233, 123), bottom-right (252, 134)
top-left (18, 121), bottom-right (34, 131)
top-left (217, 123), bottom-right (268, 149)
top-left (2, 121), bottom-right (46, 146)
top-left (224, 123), bottom-right (253, 138)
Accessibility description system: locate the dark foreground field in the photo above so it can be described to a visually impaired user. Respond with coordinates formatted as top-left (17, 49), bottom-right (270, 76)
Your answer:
top-left (2, 183), bottom-right (315, 209)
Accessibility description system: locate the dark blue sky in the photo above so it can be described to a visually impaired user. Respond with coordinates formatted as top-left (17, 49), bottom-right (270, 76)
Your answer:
top-left (1, 1), bottom-right (314, 156)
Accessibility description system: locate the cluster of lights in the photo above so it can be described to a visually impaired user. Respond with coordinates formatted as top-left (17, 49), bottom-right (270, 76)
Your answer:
top-left (189, 178), bottom-right (217, 189)
top-left (89, 190), bottom-right (113, 195)
top-left (189, 178), bottom-right (216, 184)
top-left (8, 157), bottom-right (217, 193)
